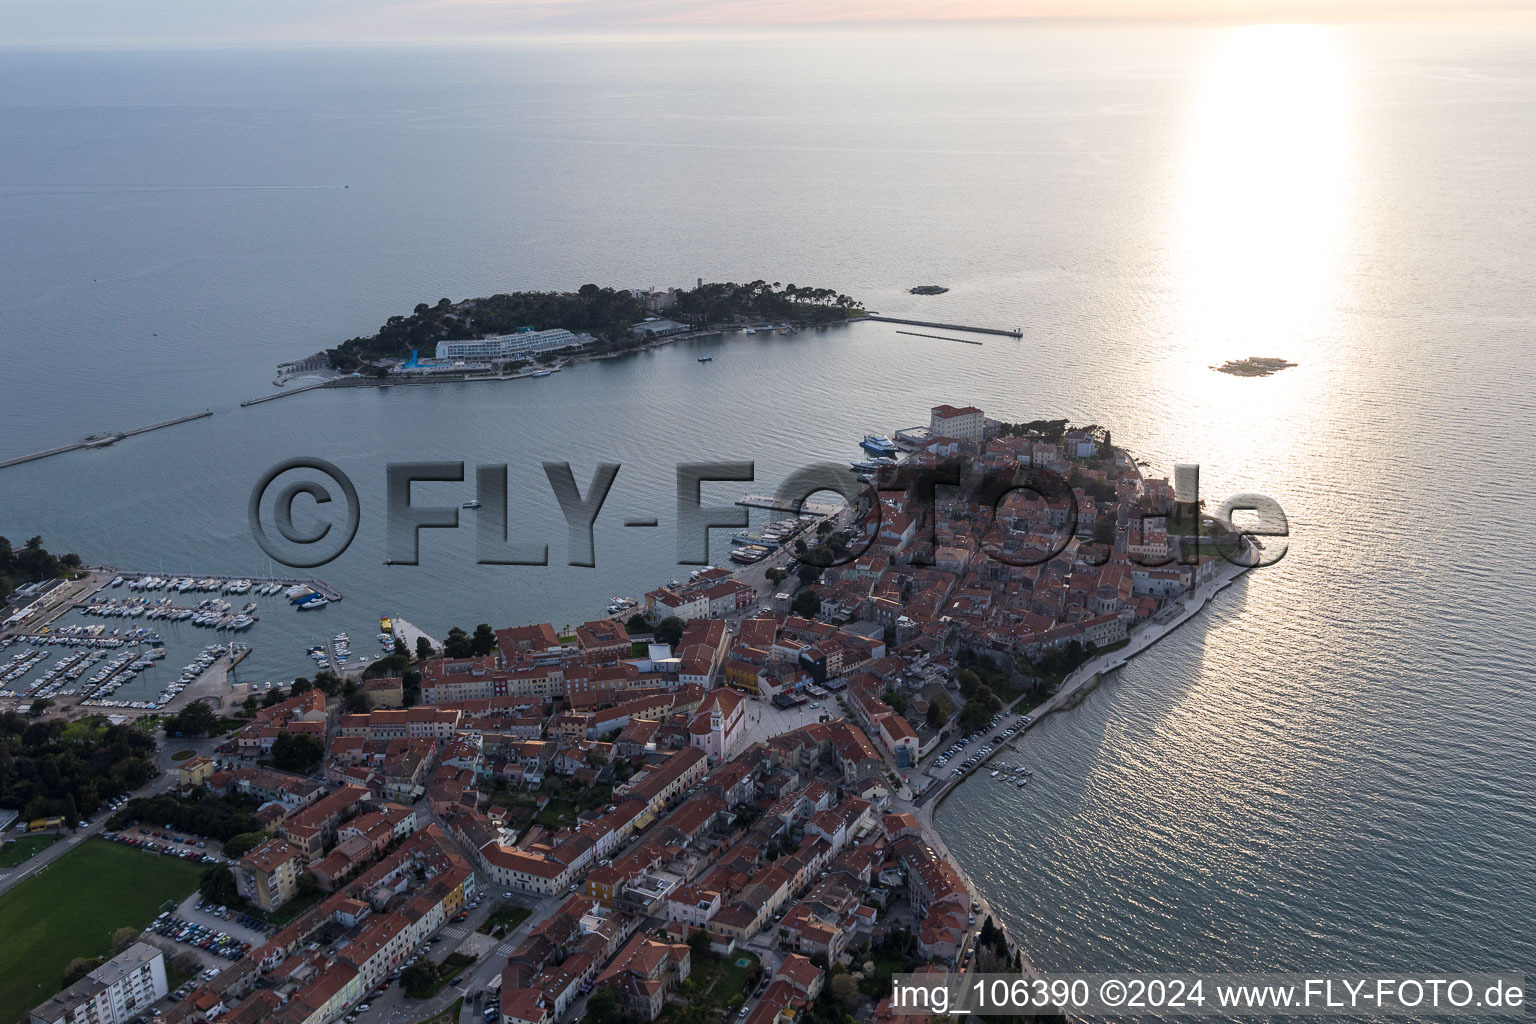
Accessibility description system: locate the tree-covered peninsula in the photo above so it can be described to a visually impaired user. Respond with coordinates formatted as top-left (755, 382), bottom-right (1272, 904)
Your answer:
top-left (325, 280), bottom-right (863, 370)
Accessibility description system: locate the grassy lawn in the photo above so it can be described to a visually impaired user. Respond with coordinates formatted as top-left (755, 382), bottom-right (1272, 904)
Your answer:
top-left (0, 838), bottom-right (204, 1024)
top-left (406, 954), bottom-right (477, 1000)
top-left (0, 834), bottom-right (59, 868)
top-left (170, 749), bottom-right (198, 761)
top-left (477, 903), bottom-right (531, 938)
top-left (534, 798), bottom-right (581, 828)
top-left (660, 950), bottom-right (760, 1020)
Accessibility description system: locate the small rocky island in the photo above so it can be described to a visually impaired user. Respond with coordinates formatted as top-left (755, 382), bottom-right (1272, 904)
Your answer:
top-left (1214, 356), bottom-right (1297, 378)
top-left (909, 284), bottom-right (949, 295)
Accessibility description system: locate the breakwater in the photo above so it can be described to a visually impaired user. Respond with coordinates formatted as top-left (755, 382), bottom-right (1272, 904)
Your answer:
top-left (0, 411), bottom-right (212, 470)
top-left (865, 315), bottom-right (1022, 338)
top-left (895, 329), bottom-right (984, 346)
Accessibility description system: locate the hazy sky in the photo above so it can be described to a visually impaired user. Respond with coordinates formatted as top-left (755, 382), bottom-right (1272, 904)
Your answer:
top-left (6, 0), bottom-right (1530, 46)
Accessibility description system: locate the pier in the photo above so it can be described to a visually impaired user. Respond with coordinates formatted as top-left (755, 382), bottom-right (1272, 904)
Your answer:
top-left (863, 315), bottom-right (1022, 338)
top-left (115, 572), bottom-right (343, 603)
top-left (735, 494), bottom-right (847, 517)
top-left (240, 380), bottom-right (332, 407)
top-left (0, 411), bottom-right (213, 471)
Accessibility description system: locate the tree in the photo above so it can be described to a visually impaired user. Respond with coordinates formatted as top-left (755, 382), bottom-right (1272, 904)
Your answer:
top-left (199, 865), bottom-right (240, 907)
top-left (584, 987), bottom-right (622, 1024)
top-left (340, 682), bottom-right (371, 715)
top-left (62, 957), bottom-right (104, 987)
top-left (882, 690), bottom-right (908, 716)
top-left (28, 698), bottom-right (52, 718)
top-left (765, 567), bottom-right (788, 586)
top-left (392, 636), bottom-right (408, 657)
top-left (1092, 512), bottom-right (1117, 546)
top-left (471, 623), bottom-right (497, 657)
top-left (443, 626), bottom-right (472, 658)
top-left (112, 926), bottom-right (141, 952)
top-left (400, 962), bottom-right (437, 999)
top-left (687, 928), bottom-right (713, 960)
top-left (166, 701), bottom-right (218, 737)
top-left (624, 613), bottom-right (650, 635)
top-left (791, 588), bottom-right (821, 618)
top-left (222, 832), bottom-right (271, 858)
top-left (270, 732), bottom-right (324, 774)
top-left (959, 688), bottom-right (1002, 733)
top-left (415, 636), bottom-right (434, 661)
top-left (955, 669), bottom-right (982, 699)
top-left (654, 617), bottom-right (685, 648)
top-left (925, 697), bottom-right (950, 729)
top-left (796, 562), bottom-right (820, 587)
top-left (828, 973), bottom-right (859, 1006)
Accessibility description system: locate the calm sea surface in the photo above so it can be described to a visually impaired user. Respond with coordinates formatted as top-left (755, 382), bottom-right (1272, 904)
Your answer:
top-left (1, 25), bottom-right (1533, 980)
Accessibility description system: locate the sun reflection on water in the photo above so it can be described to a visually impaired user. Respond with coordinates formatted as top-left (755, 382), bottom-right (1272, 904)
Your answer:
top-left (1176, 24), bottom-right (1353, 366)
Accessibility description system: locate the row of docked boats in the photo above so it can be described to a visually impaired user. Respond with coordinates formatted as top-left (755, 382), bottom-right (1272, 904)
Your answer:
top-left (81, 596), bottom-right (254, 631)
top-left (79, 642), bottom-right (230, 710)
top-left (114, 576), bottom-right (290, 596)
top-left (1, 641), bottom-right (169, 701)
top-left (729, 517), bottom-right (810, 564)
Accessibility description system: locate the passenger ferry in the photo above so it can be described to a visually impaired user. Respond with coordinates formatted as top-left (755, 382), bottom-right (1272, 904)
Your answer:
top-left (860, 434), bottom-right (898, 457)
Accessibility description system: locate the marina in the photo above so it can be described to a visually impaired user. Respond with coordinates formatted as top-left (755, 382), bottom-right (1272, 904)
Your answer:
top-left (0, 570), bottom-right (348, 717)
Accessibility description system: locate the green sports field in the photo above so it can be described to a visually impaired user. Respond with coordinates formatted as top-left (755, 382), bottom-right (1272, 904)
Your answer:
top-left (0, 834), bottom-right (59, 869)
top-left (0, 839), bottom-right (204, 1024)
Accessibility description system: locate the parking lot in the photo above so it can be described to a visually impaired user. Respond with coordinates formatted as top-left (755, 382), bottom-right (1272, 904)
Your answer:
top-left (926, 710), bottom-right (1034, 779)
top-left (146, 910), bottom-right (252, 966)
top-left (175, 892), bottom-right (273, 946)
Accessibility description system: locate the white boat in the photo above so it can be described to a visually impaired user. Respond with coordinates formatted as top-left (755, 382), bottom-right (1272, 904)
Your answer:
top-left (298, 597), bottom-right (327, 610)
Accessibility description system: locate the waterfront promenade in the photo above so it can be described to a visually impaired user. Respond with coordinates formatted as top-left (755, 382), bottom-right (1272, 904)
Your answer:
top-left (918, 555), bottom-right (1251, 812)
top-left (893, 555), bottom-right (1254, 976)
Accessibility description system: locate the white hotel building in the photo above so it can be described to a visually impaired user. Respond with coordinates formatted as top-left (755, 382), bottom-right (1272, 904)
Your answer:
top-left (29, 943), bottom-right (167, 1024)
top-left (434, 328), bottom-right (584, 361)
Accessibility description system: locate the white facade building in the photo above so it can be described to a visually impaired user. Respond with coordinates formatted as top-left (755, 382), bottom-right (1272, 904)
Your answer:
top-left (929, 404), bottom-right (984, 444)
top-left (435, 329), bottom-right (583, 361)
top-left (29, 943), bottom-right (168, 1024)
